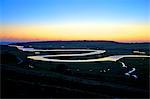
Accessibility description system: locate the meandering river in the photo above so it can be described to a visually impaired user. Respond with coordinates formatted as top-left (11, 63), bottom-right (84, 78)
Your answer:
top-left (9, 45), bottom-right (150, 62)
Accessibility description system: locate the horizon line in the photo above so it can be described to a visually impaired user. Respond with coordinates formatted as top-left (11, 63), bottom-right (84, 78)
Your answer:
top-left (1, 40), bottom-right (150, 44)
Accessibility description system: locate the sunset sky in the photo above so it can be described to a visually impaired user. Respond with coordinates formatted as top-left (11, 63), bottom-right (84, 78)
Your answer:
top-left (1, 0), bottom-right (149, 42)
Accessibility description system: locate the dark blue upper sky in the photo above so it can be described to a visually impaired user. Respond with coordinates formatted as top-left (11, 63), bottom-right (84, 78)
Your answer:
top-left (1, 0), bottom-right (149, 24)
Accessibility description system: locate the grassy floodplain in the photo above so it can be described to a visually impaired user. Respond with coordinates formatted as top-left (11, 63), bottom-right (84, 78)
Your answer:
top-left (1, 41), bottom-right (150, 98)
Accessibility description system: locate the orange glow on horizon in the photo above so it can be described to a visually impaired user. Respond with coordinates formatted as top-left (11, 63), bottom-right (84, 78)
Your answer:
top-left (1, 23), bottom-right (149, 42)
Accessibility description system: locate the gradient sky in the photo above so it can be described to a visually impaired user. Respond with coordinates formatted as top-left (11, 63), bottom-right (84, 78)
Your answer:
top-left (1, 0), bottom-right (149, 42)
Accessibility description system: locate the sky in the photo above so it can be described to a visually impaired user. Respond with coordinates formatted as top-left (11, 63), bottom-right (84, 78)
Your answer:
top-left (0, 0), bottom-right (149, 42)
